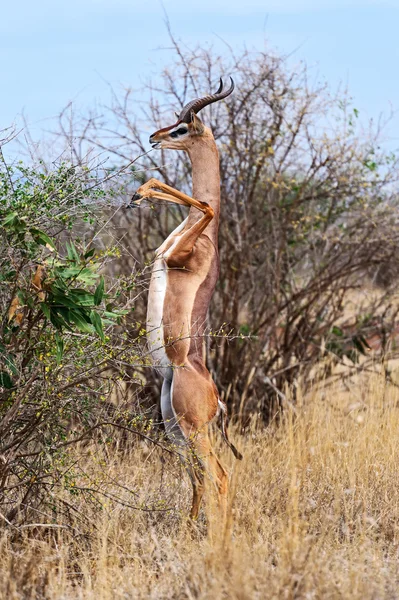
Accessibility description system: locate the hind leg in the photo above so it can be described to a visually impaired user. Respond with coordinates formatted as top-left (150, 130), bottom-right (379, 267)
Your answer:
top-left (177, 422), bottom-right (228, 523)
top-left (167, 363), bottom-right (229, 522)
top-left (160, 374), bottom-right (208, 520)
top-left (184, 457), bottom-right (205, 520)
top-left (191, 432), bottom-right (228, 522)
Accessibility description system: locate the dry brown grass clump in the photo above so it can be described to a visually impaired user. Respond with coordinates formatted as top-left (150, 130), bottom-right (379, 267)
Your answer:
top-left (2, 373), bottom-right (399, 599)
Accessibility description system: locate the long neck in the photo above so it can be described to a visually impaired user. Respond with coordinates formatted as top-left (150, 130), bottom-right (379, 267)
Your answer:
top-left (187, 135), bottom-right (220, 238)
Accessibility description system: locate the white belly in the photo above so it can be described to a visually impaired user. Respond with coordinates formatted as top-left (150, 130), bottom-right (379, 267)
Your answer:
top-left (147, 255), bottom-right (169, 367)
top-left (146, 217), bottom-right (188, 369)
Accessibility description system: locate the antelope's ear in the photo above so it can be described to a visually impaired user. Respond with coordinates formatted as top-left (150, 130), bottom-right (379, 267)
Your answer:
top-left (190, 112), bottom-right (205, 134)
top-left (174, 111), bottom-right (180, 119)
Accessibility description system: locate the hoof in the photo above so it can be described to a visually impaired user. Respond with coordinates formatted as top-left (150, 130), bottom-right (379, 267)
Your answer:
top-left (127, 192), bottom-right (143, 209)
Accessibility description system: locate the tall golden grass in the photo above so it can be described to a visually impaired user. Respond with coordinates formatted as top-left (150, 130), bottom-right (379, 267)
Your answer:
top-left (2, 372), bottom-right (399, 599)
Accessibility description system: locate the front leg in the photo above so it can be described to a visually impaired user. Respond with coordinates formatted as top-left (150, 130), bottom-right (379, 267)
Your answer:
top-left (130, 178), bottom-right (215, 264)
top-left (130, 178), bottom-right (209, 213)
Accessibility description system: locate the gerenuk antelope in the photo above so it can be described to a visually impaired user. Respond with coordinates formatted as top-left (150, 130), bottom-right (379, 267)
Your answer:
top-left (131, 78), bottom-right (242, 522)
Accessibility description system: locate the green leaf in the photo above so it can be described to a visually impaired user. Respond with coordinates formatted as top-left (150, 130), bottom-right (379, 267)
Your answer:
top-left (57, 266), bottom-right (84, 279)
top-left (52, 308), bottom-right (73, 332)
top-left (0, 269), bottom-right (16, 282)
top-left (50, 311), bottom-right (68, 330)
top-left (51, 292), bottom-right (80, 309)
top-left (40, 303), bottom-right (51, 320)
top-left (90, 311), bottom-right (105, 341)
top-left (84, 247), bottom-right (96, 259)
top-left (56, 306), bottom-right (71, 322)
top-left (75, 269), bottom-right (98, 285)
top-left (58, 266), bottom-right (97, 285)
top-left (1, 212), bottom-right (17, 227)
top-left (94, 276), bottom-right (104, 306)
top-left (363, 160), bottom-right (377, 172)
top-left (331, 326), bottom-right (343, 337)
top-left (69, 310), bottom-right (94, 334)
top-left (3, 353), bottom-right (18, 376)
top-left (104, 311), bottom-right (121, 320)
top-left (0, 346), bottom-right (18, 376)
top-left (55, 332), bottom-right (64, 364)
top-left (66, 241), bottom-right (80, 263)
top-left (30, 228), bottom-right (56, 249)
top-left (0, 371), bottom-right (13, 389)
top-left (69, 289), bottom-right (95, 306)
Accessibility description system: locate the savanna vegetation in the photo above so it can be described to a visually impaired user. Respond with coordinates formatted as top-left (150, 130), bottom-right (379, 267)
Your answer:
top-left (1, 376), bottom-right (399, 599)
top-left (2, 38), bottom-right (399, 599)
top-left (53, 39), bottom-right (399, 421)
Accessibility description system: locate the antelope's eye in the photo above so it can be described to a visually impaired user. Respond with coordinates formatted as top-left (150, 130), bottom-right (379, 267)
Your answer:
top-left (170, 127), bottom-right (187, 138)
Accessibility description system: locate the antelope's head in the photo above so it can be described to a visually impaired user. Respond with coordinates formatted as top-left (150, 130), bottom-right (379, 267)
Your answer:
top-left (149, 77), bottom-right (234, 151)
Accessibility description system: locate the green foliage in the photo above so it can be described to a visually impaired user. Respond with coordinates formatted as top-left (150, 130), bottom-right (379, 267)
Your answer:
top-left (0, 160), bottom-right (131, 380)
top-left (0, 156), bottom-right (143, 526)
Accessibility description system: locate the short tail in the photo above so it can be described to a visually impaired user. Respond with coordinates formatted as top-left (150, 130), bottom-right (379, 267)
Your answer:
top-left (218, 400), bottom-right (243, 460)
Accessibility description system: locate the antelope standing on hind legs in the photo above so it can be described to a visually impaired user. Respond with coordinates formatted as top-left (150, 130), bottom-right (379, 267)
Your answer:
top-left (131, 78), bottom-right (242, 522)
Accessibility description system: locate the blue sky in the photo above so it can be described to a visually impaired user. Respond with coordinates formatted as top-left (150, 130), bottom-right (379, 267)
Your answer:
top-left (1, 0), bottom-right (399, 146)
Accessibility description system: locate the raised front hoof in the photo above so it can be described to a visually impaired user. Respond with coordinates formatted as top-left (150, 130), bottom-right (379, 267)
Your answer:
top-left (126, 192), bottom-right (143, 208)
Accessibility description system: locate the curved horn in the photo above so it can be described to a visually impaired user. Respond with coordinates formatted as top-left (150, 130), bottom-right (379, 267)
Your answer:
top-left (178, 77), bottom-right (235, 123)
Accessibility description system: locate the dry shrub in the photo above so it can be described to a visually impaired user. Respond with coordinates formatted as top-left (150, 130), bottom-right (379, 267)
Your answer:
top-left (1, 373), bottom-right (399, 599)
top-left (52, 39), bottom-right (399, 422)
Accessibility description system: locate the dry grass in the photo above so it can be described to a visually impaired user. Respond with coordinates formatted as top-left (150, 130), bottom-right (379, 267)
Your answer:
top-left (2, 372), bottom-right (399, 599)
